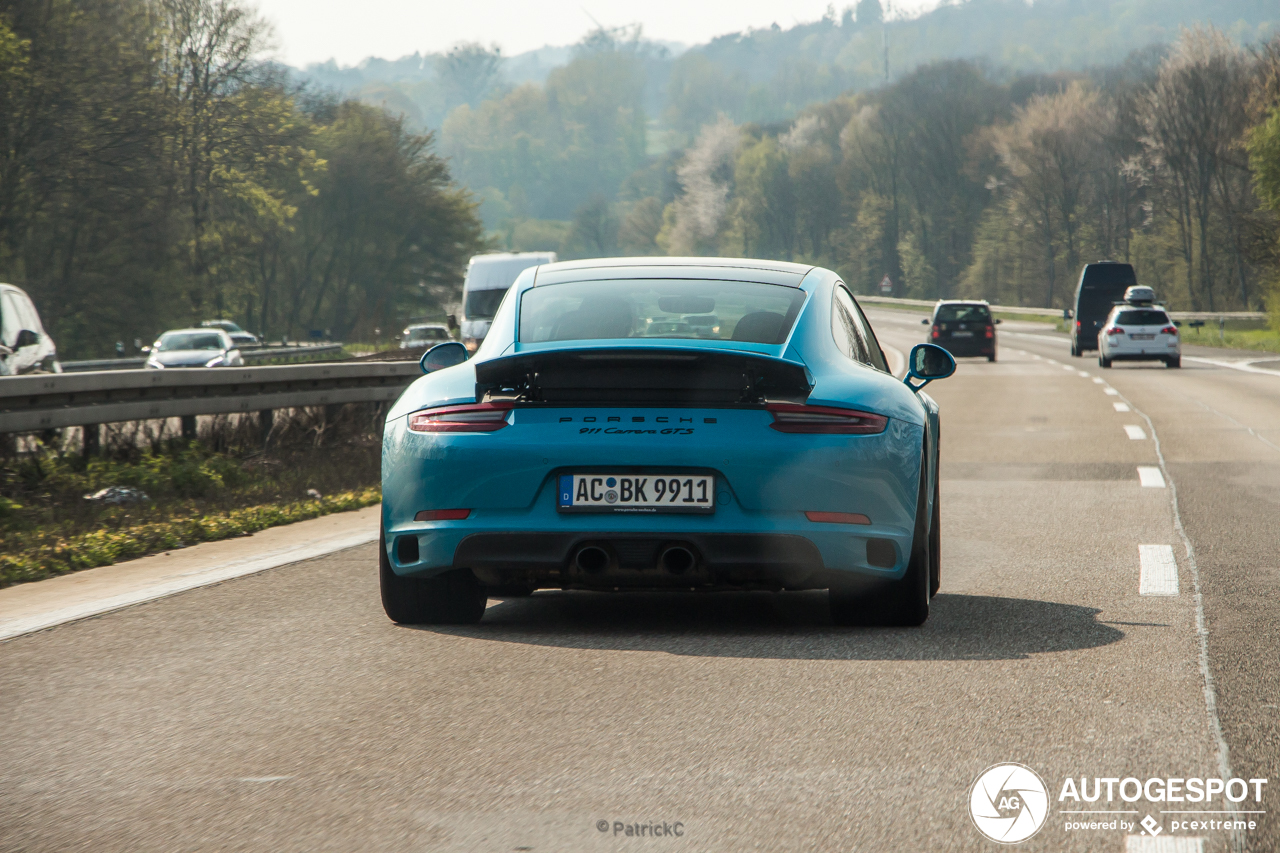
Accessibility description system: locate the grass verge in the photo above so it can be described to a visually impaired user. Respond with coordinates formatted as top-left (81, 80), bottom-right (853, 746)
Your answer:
top-left (0, 487), bottom-right (380, 588)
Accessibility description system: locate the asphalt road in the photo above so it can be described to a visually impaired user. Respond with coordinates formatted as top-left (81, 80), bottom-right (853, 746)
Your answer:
top-left (2, 311), bottom-right (1276, 852)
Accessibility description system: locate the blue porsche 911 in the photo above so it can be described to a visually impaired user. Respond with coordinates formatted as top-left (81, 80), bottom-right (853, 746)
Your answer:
top-left (380, 258), bottom-right (955, 627)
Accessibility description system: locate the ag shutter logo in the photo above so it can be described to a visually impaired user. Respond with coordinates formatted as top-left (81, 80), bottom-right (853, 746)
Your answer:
top-left (969, 763), bottom-right (1050, 844)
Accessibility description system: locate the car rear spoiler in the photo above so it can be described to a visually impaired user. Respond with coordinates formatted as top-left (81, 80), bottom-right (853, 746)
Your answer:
top-left (473, 347), bottom-right (812, 406)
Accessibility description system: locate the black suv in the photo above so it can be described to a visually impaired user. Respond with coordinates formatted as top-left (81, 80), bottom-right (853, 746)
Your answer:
top-left (923, 301), bottom-right (1000, 361)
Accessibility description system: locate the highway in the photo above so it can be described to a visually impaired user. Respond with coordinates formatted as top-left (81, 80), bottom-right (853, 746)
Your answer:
top-left (1, 308), bottom-right (1277, 852)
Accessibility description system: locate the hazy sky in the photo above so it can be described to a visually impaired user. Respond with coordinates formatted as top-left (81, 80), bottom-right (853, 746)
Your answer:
top-left (253, 0), bottom-right (941, 68)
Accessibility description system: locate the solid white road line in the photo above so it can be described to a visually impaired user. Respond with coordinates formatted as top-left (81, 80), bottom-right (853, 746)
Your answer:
top-left (1125, 836), bottom-right (1205, 852)
top-left (1115, 402), bottom-right (1131, 411)
top-left (1125, 425), bottom-right (1148, 440)
top-left (1140, 544), bottom-right (1180, 596)
top-left (1138, 467), bottom-right (1167, 488)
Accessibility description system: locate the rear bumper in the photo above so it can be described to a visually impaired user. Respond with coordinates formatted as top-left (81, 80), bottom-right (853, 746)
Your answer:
top-left (384, 514), bottom-right (912, 590)
top-left (936, 338), bottom-right (994, 356)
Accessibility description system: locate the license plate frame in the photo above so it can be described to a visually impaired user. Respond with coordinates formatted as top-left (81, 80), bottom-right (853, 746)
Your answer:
top-left (1132, 334), bottom-right (1155, 340)
top-left (557, 472), bottom-right (716, 514)
top-left (950, 330), bottom-right (974, 338)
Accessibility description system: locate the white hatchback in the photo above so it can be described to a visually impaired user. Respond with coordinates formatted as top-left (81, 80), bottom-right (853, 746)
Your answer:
top-left (1098, 306), bottom-right (1180, 368)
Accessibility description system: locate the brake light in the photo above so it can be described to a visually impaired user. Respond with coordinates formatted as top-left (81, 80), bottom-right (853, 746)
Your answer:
top-left (1161, 326), bottom-right (1178, 335)
top-left (1107, 327), bottom-right (1125, 336)
top-left (767, 404), bottom-right (888, 434)
top-left (414, 509), bottom-right (471, 521)
top-left (984, 325), bottom-right (994, 338)
top-left (1076, 321), bottom-right (1082, 329)
top-left (805, 511), bottom-right (871, 525)
top-left (931, 324), bottom-right (940, 340)
top-left (408, 402), bottom-right (512, 432)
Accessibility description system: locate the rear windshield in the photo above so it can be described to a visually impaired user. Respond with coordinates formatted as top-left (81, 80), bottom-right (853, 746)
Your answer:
top-left (519, 279), bottom-right (807, 344)
top-left (406, 327), bottom-right (448, 341)
top-left (935, 304), bottom-right (991, 323)
top-left (465, 289), bottom-right (509, 320)
top-left (1115, 310), bottom-right (1169, 326)
top-left (159, 333), bottom-right (224, 351)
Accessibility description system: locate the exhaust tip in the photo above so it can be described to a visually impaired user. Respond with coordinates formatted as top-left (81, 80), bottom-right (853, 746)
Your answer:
top-left (659, 545), bottom-right (696, 575)
top-left (575, 545), bottom-right (610, 574)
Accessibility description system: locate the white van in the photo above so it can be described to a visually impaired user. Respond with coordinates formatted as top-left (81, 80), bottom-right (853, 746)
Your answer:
top-left (0, 283), bottom-right (60, 376)
top-left (460, 252), bottom-right (556, 351)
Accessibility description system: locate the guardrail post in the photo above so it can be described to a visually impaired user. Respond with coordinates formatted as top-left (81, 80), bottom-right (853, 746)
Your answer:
top-left (258, 409), bottom-right (273, 446)
top-left (181, 415), bottom-right (197, 442)
top-left (82, 424), bottom-right (100, 457)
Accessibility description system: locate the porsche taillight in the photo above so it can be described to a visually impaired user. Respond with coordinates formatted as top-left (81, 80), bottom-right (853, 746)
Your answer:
top-left (408, 402), bottom-right (512, 432)
top-left (767, 404), bottom-right (888, 435)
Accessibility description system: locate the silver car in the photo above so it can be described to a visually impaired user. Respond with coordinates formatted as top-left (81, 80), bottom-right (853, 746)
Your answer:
top-left (145, 329), bottom-right (244, 369)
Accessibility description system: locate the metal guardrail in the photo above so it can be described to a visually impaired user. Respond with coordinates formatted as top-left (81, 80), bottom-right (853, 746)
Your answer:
top-left (858, 295), bottom-right (1268, 322)
top-left (60, 343), bottom-right (347, 373)
top-left (0, 361), bottom-right (421, 434)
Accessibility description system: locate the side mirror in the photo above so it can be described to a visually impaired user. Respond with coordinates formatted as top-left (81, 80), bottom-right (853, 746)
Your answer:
top-left (920, 318), bottom-right (930, 325)
top-left (1063, 308), bottom-right (1074, 320)
top-left (446, 314), bottom-right (458, 332)
top-left (420, 341), bottom-right (468, 374)
top-left (15, 329), bottom-right (39, 348)
top-left (1173, 321), bottom-right (1182, 328)
top-left (905, 343), bottom-right (956, 392)
top-left (995, 318), bottom-right (1003, 324)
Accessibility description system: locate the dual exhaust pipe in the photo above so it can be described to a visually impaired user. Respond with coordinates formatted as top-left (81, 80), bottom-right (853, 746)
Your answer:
top-left (573, 544), bottom-right (696, 575)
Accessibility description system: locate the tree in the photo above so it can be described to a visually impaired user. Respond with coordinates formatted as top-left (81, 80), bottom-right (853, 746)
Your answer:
top-left (435, 42), bottom-right (502, 110)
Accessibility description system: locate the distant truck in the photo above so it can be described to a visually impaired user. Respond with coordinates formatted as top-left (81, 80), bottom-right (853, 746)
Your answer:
top-left (1069, 261), bottom-right (1138, 357)
top-left (459, 252), bottom-right (556, 351)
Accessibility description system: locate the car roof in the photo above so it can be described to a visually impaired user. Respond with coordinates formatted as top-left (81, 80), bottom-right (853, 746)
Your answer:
top-left (934, 299), bottom-right (990, 305)
top-left (532, 256), bottom-right (815, 288)
top-left (161, 327), bottom-right (229, 335)
top-left (406, 323), bottom-right (448, 329)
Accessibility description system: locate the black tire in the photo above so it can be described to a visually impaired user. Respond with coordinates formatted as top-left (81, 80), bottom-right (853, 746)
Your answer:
top-left (987, 352), bottom-right (997, 363)
top-left (1167, 357), bottom-right (1181, 368)
top-left (1070, 342), bottom-right (1080, 357)
top-left (929, 471), bottom-right (940, 598)
top-left (830, 454), bottom-right (931, 627)
top-left (1099, 354), bottom-right (1111, 368)
top-left (379, 530), bottom-right (486, 624)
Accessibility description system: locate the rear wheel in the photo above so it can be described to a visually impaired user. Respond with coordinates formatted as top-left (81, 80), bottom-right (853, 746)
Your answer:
top-left (379, 531), bottom-right (487, 624)
top-left (830, 455), bottom-right (931, 627)
top-left (1099, 354), bottom-right (1111, 368)
top-left (987, 352), bottom-right (997, 362)
top-left (1166, 357), bottom-right (1181, 368)
top-left (1070, 342), bottom-right (1080, 357)
top-left (486, 584), bottom-right (535, 597)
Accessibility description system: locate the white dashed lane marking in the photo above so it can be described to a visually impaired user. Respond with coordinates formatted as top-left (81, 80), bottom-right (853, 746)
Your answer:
top-left (1093, 377), bottom-right (1105, 384)
top-left (1138, 466), bottom-right (1166, 488)
top-left (1139, 544), bottom-right (1180, 596)
top-left (1114, 402), bottom-right (1131, 411)
top-left (1106, 388), bottom-right (1120, 395)
top-left (1124, 425), bottom-right (1148, 440)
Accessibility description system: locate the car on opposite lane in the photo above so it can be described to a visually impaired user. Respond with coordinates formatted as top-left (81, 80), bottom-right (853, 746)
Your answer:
top-left (380, 257), bottom-right (956, 628)
top-left (400, 323), bottom-right (452, 348)
top-left (145, 329), bottom-right (244, 369)
top-left (923, 300), bottom-right (1000, 361)
top-left (1098, 305), bottom-right (1181, 368)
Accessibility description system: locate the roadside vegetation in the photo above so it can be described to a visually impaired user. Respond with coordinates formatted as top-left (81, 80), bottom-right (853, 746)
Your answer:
top-left (0, 0), bottom-right (486, 359)
top-left (0, 406), bottom-right (382, 589)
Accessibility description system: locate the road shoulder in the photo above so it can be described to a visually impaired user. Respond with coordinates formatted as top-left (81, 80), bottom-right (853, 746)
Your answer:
top-left (0, 503), bottom-right (381, 641)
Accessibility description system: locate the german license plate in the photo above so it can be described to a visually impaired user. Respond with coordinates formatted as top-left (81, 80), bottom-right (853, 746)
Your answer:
top-left (1132, 334), bottom-right (1154, 340)
top-left (951, 330), bottom-right (973, 338)
top-left (558, 473), bottom-right (715, 513)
